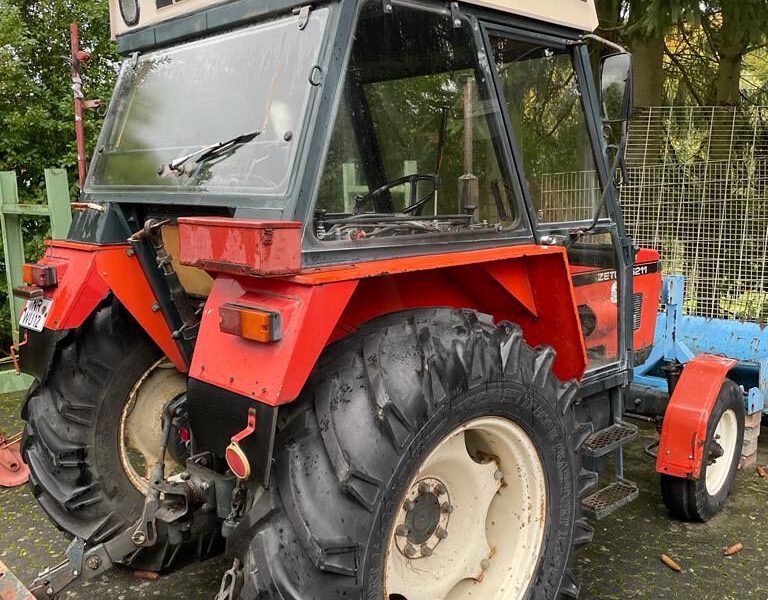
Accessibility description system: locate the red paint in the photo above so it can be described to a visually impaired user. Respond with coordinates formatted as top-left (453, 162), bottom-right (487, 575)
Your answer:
top-left (0, 559), bottom-right (35, 600)
top-left (0, 432), bottom-right (28, 488)
top-left (190, 276), bottom-right (358, 405)
top-left (30, 241), bottom-right (187, 371)
top-left (632, 249), bottom-right (663, 356)
top-left (569, 249), bottom-right (662, 364)
top-left (656, 354), bottom-right (737, 479)
top-left (293, 243), bottom-right (564, 284)
top-left (178, 217), bottom-right (302, 276)
top-left (69, 24), bottom-right (101, 190)
top-left (192, 245), bottom-right (587, 404)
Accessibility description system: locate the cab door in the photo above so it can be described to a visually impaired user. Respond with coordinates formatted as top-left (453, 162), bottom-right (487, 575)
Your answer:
top-left (483, 28), bottom-right (628, 375)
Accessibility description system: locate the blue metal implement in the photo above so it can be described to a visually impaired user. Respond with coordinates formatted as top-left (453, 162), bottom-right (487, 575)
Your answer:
top-left (634, 274), bottom-right (767, 414)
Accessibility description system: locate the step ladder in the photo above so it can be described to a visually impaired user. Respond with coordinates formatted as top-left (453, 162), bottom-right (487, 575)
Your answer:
top-left (581, 390), bottom-right (640, 520)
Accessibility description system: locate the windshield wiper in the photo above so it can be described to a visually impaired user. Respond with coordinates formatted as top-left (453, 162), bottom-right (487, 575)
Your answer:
top-left (159, 130), bottom-right (261, 176)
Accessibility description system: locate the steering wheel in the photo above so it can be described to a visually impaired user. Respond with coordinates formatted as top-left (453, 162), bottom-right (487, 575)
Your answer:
top-left (353, 173), bottom-right (441, 216)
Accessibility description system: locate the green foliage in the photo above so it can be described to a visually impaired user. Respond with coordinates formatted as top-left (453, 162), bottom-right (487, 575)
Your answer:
top-left (0, 0), bottom-right (118, 351)
top-left (596, 0), bottom-right (768, 107)
top-left (630, 0), bottom-right (699, 36)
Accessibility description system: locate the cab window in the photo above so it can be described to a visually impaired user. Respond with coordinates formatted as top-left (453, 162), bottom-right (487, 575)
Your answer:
top-left (313, 1), bottom-right (520, 242)
top-left (489, 36), bottom-right (600, 224)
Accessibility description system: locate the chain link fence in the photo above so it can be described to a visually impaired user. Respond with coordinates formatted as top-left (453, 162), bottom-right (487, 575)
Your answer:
top-left (622, 106), bottom-right (768, 320)
top-left (538, 106), bottom-right (768, 321)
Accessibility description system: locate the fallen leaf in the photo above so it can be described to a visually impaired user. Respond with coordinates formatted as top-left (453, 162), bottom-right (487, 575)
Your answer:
top-left (133, 570), bottom-right (160, 581)
top-left (724, 543), bottom-right (744, 556)
top-left (661, 553), bottom-right (682, 572)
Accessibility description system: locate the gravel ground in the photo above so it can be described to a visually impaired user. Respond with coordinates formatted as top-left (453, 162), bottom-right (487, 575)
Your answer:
top-left (2, 389), bottom-right (767, 599)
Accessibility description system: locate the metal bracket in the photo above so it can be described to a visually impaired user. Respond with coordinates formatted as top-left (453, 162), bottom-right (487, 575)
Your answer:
top-left (29, 528), bottom-right (137, 599)
top-left (132, 395), bottom-right (188, 547)
top-left (215, 559), bottom-right (242, 600)
top-left (449, 2), bottom-right (462, 27)
top-left (293, 5), bottom-right (311, 30)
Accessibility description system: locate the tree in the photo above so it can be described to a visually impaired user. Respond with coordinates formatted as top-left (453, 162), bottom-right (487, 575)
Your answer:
top-left (703, 1), bottom-right (768, 106)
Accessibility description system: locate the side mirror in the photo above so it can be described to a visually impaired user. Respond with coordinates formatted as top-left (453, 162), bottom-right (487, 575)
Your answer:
top-left (600, 52), bottom-right (633, 123)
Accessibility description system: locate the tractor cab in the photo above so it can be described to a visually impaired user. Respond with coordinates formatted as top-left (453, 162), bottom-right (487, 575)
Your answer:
top-left (94, 0), bottom-right (645, 377)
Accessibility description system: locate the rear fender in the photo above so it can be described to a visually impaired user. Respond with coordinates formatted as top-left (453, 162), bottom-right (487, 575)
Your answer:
top-left (27, 240), bottom-right (186, 371)
top-left (190, 245), bottom-right (587, 407)
top-left (656, 354), bottom-right (737, 479)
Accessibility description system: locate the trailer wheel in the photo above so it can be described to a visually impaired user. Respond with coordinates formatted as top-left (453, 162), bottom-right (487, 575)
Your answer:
top-left (22, 299), bottom-right (205, 570)
top-left (238, 308), bottom-right (595, 600)
top-left (660, 379), bottom-right (745, 522)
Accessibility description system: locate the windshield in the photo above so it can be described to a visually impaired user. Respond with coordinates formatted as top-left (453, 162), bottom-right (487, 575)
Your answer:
top-left (87, 8), bottom-right (329, 198)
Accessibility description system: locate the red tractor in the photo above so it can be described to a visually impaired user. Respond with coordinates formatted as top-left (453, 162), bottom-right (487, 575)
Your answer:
top-left (11, 0), bottom-right (744, 598)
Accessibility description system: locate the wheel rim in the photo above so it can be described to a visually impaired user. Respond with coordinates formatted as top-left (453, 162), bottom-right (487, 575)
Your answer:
top-left (384, 416), bottom-right (547, 600)
top-left (705, 409), bottom-right (738, 496)
top-left (119, 359), bottom-right (187, 494)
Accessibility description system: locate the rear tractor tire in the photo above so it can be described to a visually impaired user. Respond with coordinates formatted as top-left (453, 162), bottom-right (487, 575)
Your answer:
top-left (22, 299), bottom-right (208, 570)
top-left (661, 379), bottom-right (745, 522)
top-left (238, 308), bottom-right (596, 600)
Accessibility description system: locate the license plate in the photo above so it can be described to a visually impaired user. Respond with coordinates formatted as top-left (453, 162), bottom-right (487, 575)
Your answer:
top-left (19, 297), bottom-right (53, 333)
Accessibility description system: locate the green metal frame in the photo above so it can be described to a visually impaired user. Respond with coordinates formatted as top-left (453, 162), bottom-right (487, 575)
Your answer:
top-left (0, 169), bottom-right (72, 394)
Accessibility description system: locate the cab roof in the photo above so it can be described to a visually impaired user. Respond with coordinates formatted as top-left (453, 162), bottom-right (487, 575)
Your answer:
top-left (110, 0), bottom-right (598, 39)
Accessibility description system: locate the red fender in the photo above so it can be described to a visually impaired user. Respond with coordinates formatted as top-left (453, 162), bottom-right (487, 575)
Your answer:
top-left (34, 240), bottom-right (187, 371)
top-left (189, 276), bottom-right (358, 405)
top-left (190, 244), bottom-right (587, 406)
top-left (656, 354), bottom-right (737, 479)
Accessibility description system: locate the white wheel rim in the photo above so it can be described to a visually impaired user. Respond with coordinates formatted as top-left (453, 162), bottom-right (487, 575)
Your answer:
top-left (705, 409), bottom-right (738, 496)
top-left (118, 359), bottom-right (187, 494)
top-left (384, 417), bottom-right (547, 600)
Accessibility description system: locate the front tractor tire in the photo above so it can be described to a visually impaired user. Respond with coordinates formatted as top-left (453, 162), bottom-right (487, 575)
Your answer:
top-left (22, 300), bottom-right (198, 570)
top-left (240, 309), bottom-right (596, 600)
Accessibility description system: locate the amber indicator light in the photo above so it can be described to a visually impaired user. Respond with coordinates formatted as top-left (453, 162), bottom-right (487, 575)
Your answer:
top-left (219, 303), bottom-right (282, 343)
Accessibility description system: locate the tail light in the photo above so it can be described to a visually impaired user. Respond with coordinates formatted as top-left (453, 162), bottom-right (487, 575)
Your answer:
top-left (219, 303), bottom-right (282, 343)
top-left (22, 264), bottom-right (58, 288)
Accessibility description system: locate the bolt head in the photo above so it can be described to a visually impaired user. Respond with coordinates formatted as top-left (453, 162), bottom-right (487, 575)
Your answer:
top-left (494, 470), bottom-right (503, 481)
top-left (441, 502), bottom-right (454, 514)
top-left (132, 531), bottom-right (146, 545)
top-left (418, 481), bottom-right (430, 494)
top-left (435, 527), bottom-right (448, 540)
top-left (421, 545), bottom-right (433, 557)
top-left (480, 558), bottom-right (490, 571)
top-left (403, 499), bottom-right (414, 512)
top-left (86, 556), bottom-right (102, 570)
top-left (395, 524), bottom-right (409, 537)
top-left (404, 544), bottom-right (417, 557)
top-left (434, 483), bottom-right (447, 496)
